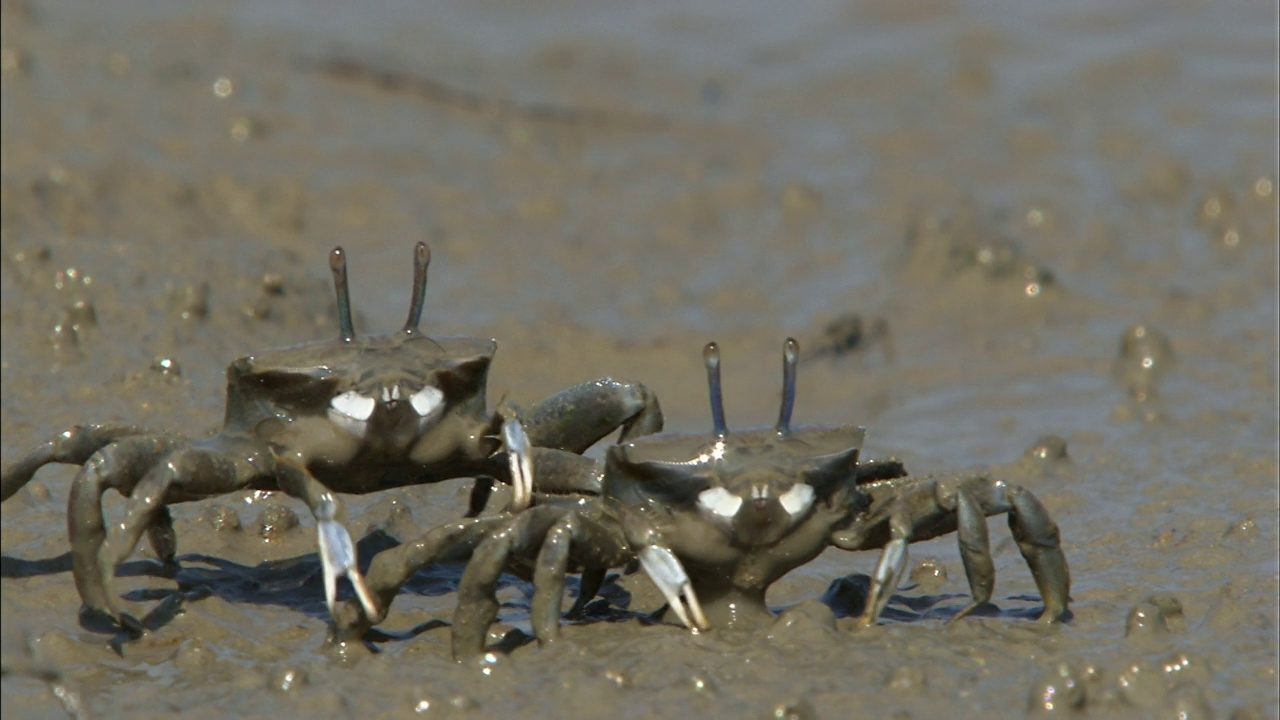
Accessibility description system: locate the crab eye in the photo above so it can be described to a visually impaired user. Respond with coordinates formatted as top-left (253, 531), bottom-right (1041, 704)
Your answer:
top-left (778, 482), bottom-right (815, 518)
top-left (697, 486), bottom-right (743, 519)
top-left (330, 390), bottom-right (376, 421)
top-left (410, 386), bottom-right (445, 419)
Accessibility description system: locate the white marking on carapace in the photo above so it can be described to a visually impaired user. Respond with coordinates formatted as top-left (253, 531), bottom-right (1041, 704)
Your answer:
top-left (778, 483), bottom-right (815, 518)
top-left (410, 386), bottom-right (445, 421)
top-left (697, 486), bottom-right (743, 518)
top-left (331, 390), bottom-right (376, 421)
top-left (328, 390), bottom-right (375, 436)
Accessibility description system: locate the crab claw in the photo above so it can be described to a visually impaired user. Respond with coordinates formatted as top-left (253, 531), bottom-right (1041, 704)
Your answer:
top-left (316, 497), bottom-right (378, 623)
top-left (498, 405), bottom-right (534, 513)
top-left (638, 545), bottom-right (710, 632)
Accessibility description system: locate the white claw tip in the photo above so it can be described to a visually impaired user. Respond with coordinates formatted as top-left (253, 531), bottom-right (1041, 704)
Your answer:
top-left (501, 415), bottom-right (534, 512)
top-left (318, 518), bottom-right (378, 622)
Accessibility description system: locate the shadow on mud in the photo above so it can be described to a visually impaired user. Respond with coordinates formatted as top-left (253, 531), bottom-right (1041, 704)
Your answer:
top-left (818, 572), bottom-right (1060, 623)
top-left (0, 530), bottom-right (627, 642)
top-left (0, 552), bottom-right (74, 577)
top-left (2, 533), bottom-right (1059, 647)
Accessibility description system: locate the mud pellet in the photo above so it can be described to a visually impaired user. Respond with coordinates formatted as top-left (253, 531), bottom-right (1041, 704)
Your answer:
top-left (202, 505), bottom-right (241, 532)
top-left (1125, 602), bottom-right (1168, 637)
top-left (909, 558), bottom-right (948, 593)
top-left (26, 481), bottom-right (50, 503)
top-left (150, 357), bottom-right (182, 378)
top-left (257, 504), bottom-right (299, 540)
top-left (1165, 685), bottom-right (1213, 719)
top-left (690, 674), bottom-right (718, 694)
top-left (173, 282), bottom-right (209, 321)
top-left (769, 698), bottom-right (818, 720)
top-left (1027, 663), bottom-right (1087, 714)
top-left (173, 640), bottom-right (214, 671)
top-left (1115, 662), bottom-right (1166, 708)
top-left (1223, 518), bottom-right (1258, 540)
top-left (1025, 435), bottom-right (1069, 463)
top-left (886, 664), bottom-right (926, 692)
top-left (1116, 324), bottom-right (1174, 376)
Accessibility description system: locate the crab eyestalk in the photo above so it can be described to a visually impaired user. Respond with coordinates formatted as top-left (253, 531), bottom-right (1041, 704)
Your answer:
top-left (402, 242), bottom-right (431, 336)
top-left (704, 341), bottom-right (728, 437)
top-left (775, 338), bottom-right (799, 436)
top-left (329, 246), bottom-right (356, 342)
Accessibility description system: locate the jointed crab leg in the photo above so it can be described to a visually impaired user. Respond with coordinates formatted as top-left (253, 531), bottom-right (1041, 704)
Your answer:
top-left (530, 512), bottom-right (631, 643)
top-left (861, 537), bottom-right (909, 626)
top-left (57, 429), bottom-right (386, 628)
top-left (1004, 482), bottom-right (1070, 622)
top-left (330, 447), bottom-right (604, 640)
top-left (66, 435), bottom-right (188, 627)
top-left (452, 504), bottom-right (571, 659)
top-left (835, 472), bottom-right (1070, 625)
top-left (520, 378), bottom-right (665, 454)
top-left (330, 515), bottom-right (515, 638)
top-left (1, 424), bottom-right (170, 502)
top-left (447, 501), bottom-right (705, 660)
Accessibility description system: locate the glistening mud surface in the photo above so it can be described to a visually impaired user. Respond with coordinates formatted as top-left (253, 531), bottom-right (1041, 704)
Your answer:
top-left (2, 1), bottom-right (1277, 718)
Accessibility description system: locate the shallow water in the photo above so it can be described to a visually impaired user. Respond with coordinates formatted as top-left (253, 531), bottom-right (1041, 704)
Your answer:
top-left (2, 1), bottom-right (1277, 718)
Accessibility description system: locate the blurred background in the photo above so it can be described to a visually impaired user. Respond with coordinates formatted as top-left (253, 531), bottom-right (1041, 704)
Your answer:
top-left (2, 1), bottom-right (1276, 718)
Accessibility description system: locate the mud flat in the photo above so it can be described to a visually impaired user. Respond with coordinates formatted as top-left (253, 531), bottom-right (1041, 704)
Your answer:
top-left (2, 1), bottom-right (1276, 718)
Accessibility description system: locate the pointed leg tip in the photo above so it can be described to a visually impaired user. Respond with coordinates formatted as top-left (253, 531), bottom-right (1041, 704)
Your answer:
top-left (1039, 606), bottom-right (1071, 624)
top-left (330, 602), bottom-right (368, 639)
top-left (119, 611), bottom-right (147, 636)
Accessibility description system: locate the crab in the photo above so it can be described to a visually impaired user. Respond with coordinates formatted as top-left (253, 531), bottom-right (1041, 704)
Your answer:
top-left (0, 243), bottom-right (662, 632)
top-left (444, 338), bottom-right (1070, 659)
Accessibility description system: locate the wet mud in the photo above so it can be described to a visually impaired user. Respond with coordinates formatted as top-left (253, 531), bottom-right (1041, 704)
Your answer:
top-left (2, 1), bottom-right (1277, 718)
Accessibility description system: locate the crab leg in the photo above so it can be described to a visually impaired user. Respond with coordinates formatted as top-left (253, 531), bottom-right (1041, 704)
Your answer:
top-left (853, 457), bottom-right (909, 484)
top-left (521, 379), bottom-right (665, 453)
top-left (932, 475), bottom-right (1070, 623)
top-left (838, 473), bottom-right (1070, 625)
top-left (451, 505), bottom-right (568, 660)
top-left (637, 545), bottom-right (710, 632)
top-left (66, 435), bottom-right (187, 628)
top-left (567, 566), bottom-right (608, 618)
top-left (330, 514), bottom-right (514, 638)
top-left (332, 450), bottom-right (604, 641)
top-left (949, 488), bottom-right (995, 622)
top-left (855, 503), bottom-right (913, 627)
top-left (530, 512), bottom-right (630, 643)
top-left (1006, 484), bottom-right (1070, 622)
top-left (1, 424), bottom-right (168, 502)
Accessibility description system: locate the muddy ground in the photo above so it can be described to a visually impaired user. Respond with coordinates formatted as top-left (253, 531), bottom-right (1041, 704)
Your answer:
top-left (1, 1), bottom-right (1277, 718)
